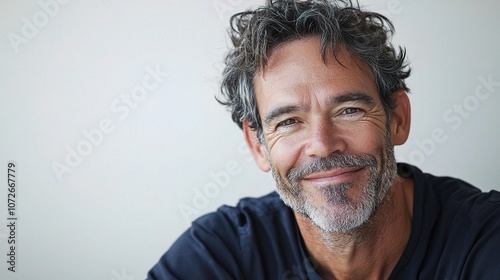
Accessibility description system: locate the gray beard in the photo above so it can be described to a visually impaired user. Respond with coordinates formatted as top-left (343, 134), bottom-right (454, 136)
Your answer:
top-left (268, 139), bottom-right (397, 234)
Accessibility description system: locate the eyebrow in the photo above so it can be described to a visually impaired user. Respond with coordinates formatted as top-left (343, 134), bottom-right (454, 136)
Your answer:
top-left (333, 92), bottom-right (375, 107)
top-left (263, 92), bottom-right (375, 125)
top-left (264, 105), bottom-right (301, 124)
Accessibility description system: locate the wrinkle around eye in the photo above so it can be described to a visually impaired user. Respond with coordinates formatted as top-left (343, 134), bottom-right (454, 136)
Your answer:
top-left (263, 129), bottom-right (285, 150)
top-left (263, 119), bottom-right (300, 147)
top-left (336, 107), bottom-right (366, 121)
top-left (341, 107), bottom-right (362, 115)
top-left (276, 118), bottom-right (299, 128)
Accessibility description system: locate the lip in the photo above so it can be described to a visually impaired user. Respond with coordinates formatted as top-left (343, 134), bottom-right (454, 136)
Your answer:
top-left (301, 166), bottom-right (364, 182)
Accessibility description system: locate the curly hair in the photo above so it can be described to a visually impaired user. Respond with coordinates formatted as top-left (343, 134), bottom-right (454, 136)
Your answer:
top-left (218, 0), bottom-right (411, 138)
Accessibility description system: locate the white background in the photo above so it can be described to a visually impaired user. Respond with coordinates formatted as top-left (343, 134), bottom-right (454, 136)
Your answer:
top-left (0, 0), bottom-right (499, 279)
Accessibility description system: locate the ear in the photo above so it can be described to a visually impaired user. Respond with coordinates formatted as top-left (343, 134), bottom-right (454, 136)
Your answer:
top-left (243, 120), bottom-right (271, 172)
top-left (390, 90), bottom-right (411, 146)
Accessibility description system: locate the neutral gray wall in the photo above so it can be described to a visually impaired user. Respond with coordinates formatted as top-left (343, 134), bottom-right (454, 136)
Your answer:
top-left (0, 0), bottom-right (499, 279)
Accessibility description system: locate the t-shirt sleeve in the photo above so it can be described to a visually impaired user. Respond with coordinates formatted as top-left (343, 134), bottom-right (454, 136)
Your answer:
top-left (462, 191), bottom-right (500, 278)
top-left (147, 210), bottom-right (244, 280)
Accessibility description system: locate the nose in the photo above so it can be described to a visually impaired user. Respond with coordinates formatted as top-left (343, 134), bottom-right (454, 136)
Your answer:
top-left (304, 119), bottom-right (346, 158)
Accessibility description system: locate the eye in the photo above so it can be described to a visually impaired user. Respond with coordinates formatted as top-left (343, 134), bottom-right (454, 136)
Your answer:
top-left (342, 107), bottom-right (362, 115)
top-left (337, 107), bottom-right (365, 121)
top-left (276, 118), bottom-right (299, 128)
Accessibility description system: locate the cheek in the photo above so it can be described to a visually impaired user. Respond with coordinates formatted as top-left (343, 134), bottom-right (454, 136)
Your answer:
top-left (342, 122), bottom-right (388, 155)
top-left (268, 137), bottom-right (303, 176)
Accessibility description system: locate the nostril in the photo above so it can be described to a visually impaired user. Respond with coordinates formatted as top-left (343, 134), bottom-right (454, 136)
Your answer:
top-left (305, 123), bottom-right (346, 158)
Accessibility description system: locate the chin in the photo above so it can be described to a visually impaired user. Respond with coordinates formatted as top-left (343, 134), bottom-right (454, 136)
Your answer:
top-left (306, 201), bottom-right (375, 233)
top-left (304, 189), bottom-right (377, 233)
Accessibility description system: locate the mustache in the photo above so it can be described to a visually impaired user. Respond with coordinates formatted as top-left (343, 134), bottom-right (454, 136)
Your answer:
top-left (287, 153), bottom-right (377, 181)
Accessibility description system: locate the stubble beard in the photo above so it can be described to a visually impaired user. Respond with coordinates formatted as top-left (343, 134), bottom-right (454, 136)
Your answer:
top-left (268, 136), bottom-right (397, 234)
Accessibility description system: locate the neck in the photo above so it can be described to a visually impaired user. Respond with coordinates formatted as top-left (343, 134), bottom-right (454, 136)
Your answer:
top-left (295, 175), bottom-right (414, 280)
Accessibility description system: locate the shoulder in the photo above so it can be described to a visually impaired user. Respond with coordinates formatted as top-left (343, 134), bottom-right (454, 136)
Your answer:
top-left (399, 162), bottom-right (500, 217)
top-left (148, 192), bottom-right (301, 279)
top-left (213, 191), bottom-right (289, 221)
top-left (191, 192), bottom-right (292, 236)
top-left (396, 163), bottom-right (500, 278)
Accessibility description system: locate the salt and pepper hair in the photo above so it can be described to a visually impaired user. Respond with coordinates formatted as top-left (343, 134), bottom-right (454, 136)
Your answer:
top-left (218, 0), bottom-right (411, 139)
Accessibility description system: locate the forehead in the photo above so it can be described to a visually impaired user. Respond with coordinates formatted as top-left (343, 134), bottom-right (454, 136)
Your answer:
top-left (253, 37), bottom-right (378, 108)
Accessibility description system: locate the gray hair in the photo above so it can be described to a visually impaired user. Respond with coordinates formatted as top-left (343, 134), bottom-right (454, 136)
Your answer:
top-left (217, 0), bottom-right (411, 138)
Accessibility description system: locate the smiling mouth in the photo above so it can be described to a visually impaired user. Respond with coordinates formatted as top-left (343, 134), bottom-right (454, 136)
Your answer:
top-left (301, 166), bottom-right (364, 182)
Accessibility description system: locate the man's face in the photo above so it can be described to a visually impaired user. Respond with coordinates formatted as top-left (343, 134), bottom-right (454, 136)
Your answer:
top-left (253, 37), bottom-right (397, 233)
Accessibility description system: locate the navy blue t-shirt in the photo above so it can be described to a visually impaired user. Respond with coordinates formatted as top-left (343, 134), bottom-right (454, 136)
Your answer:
top-left (148, 163), bottom-right (500, 279)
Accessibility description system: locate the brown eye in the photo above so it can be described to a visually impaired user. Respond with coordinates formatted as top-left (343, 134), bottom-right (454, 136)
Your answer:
top-left (277, 118), bottom-right (298, 128)
top-left (342, 108), bottom-right (361, 115)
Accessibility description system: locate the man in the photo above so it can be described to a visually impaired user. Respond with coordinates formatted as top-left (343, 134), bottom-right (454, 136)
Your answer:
top-left (149, 0), bottom-right (500, 279)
